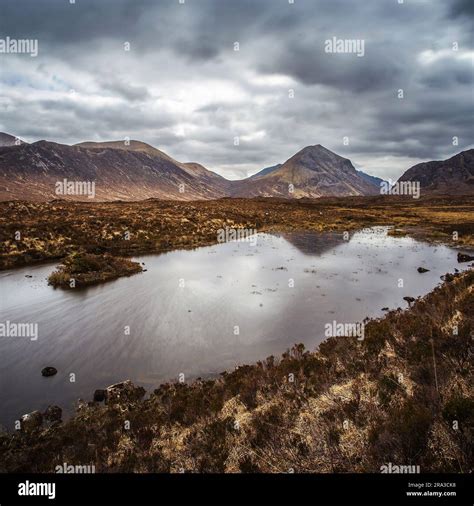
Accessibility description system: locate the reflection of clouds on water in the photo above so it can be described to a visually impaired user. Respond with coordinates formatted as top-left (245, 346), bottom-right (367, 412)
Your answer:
top-left (0, 227), bottom-right (470, 428)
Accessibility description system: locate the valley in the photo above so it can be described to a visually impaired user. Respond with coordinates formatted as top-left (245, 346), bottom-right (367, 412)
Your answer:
top-left (1, 195), bottom-right (473, 277)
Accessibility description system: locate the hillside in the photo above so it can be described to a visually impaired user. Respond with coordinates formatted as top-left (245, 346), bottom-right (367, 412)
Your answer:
top-left (0, 139), bottom-right (229, 201)
top-left (1, 132), bottom-right (471, 201)
top-left (398, 150), bottom-right (474, 195)
top-left (0, 132), bottom-right (25, 147)
top-left (231, 145), bottom-right (380, 198)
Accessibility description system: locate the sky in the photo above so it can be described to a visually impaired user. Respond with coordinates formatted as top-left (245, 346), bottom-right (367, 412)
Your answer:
top-left (0, 0), bottom-right (472, 180)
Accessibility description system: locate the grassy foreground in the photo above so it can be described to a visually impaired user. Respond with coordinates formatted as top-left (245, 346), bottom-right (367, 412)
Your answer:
top-left (1, 269), bottom-right (472, 473)
top-left (1, 196), bottom-right (473, 275)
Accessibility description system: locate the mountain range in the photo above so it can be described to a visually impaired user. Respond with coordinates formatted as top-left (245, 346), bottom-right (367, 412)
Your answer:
top-left (231, 144), bottom-right (379, 198)
top-left (0, 132), bottom-right (471, 201)
top-left (398, 149), bottom-right (474, 195)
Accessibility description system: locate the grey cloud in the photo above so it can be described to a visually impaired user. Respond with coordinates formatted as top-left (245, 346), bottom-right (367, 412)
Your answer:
top-left (99, 79), bottom-right (152, 102)
top-left (449, 0), bottom-right (474, 18)
top-left (0, 0), bottom-right (472, 180)
top-left (419, 57), bottom-right (473, 89)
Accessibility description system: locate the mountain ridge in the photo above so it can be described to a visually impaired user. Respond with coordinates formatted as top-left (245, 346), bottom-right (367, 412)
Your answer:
top-left (230, 144), bottom-right (380, 198)
top-left (0, 132), bottom-right (471, 201)
top-left (397, 149), bottom-right (474, 195)
top-left (0, 132), bottom-right (26, 147)
top-left (0, 137), bottom-right (229, 201)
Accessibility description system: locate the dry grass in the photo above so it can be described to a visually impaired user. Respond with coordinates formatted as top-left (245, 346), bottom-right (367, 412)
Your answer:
top-left (48, 252), bottom-right (142, 288)
top-left (1, 269), bottom-right (472, 473)
top-left (0, 195), bottom-right (473, 275)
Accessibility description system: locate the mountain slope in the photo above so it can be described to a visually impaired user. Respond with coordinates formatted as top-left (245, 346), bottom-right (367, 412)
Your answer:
top-left (249, 164), bottom-right (282, 179)
top-left (232, 145), bottom-right (379, 198)
top-left (0, 139), bottom-right (229, 201)
top-left (0, 132), bottom-right (26, 147)
top-left (397, 149), bottom-right (474, 195)
top-left (3, 133), bottom-right (470, 202)
top-left (75, 140), bottom-right (175, 161)
top-left (356, 169), bottom-right (386, 188)
top-left (181, 162), bottom-right (232, 196)
top-left (3, 138), bottom-right (380, 201)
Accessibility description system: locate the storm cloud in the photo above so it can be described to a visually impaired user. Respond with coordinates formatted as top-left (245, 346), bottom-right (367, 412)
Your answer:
top-left (0, 0), bottom-right (472, 180)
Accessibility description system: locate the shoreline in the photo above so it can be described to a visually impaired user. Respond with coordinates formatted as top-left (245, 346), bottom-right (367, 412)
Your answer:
top-left (1, 267), bottom-right (472, 473)
top-left (1, 196), bottom-right (473, 285)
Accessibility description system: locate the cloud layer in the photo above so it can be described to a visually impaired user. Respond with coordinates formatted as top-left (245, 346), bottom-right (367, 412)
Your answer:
top-left (0, 0), bottom-right (472, 180)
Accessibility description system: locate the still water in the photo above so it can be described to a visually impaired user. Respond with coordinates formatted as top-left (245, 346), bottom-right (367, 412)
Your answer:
top-left (0, 227), bottom-right (469, 428)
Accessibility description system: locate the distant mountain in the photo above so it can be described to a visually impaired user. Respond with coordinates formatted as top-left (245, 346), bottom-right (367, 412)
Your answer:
top-left (0, 132), bottom-right (25, 147)
top-left (3, 137), bottom-right (378, 201)
top-left (2, 132), bottom-right (469, 201)
top-left (0, 138), bottom-right (229, 201)
top-left (249, 164), bottom-right (282, 179)
top-left (181, 162), bottom-right (232, 196)
top-left (75, 140), bottom-right (175, 160)
top-left (356, 169), bottom-right (386, 189)
top-left (231, 145), bottom-right (379, 198)
top-left (397, 149), bottom-right (474, 195)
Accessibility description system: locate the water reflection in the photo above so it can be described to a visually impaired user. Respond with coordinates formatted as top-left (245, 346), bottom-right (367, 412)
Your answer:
top-left (0, 226), bottom-right (469, 428)
top-left (280, 231), bottom-right (346, 256)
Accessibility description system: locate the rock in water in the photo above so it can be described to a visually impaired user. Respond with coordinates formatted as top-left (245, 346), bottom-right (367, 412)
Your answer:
top-left (457, 252), bottom-right (474, 263)
top-left (93, 389), bottom-right (106, 402)
top-left (403, 296), bottom-right (415, 304)
top-left (417, 267), bottom-right (430, 273)
top-left (20, 411), bottom-right (43, 431)
top-left (41, 366), bottom-right (57, 377)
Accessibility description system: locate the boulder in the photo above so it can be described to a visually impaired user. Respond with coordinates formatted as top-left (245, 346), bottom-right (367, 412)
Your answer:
top-left (457, 252), bottom-right (474, 263)
top-left (20, 411), bottom-right (43, 431)
top-left (93, 389), bottom-right (106, 402)
top-left (41, 366), bottom-right (57, 377)
top-left (403, 296), bottom-right (415, 304)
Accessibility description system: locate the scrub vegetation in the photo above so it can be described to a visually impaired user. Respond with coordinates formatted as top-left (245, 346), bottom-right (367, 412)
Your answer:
top-left (1, 269), bottom-right (472, 473)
